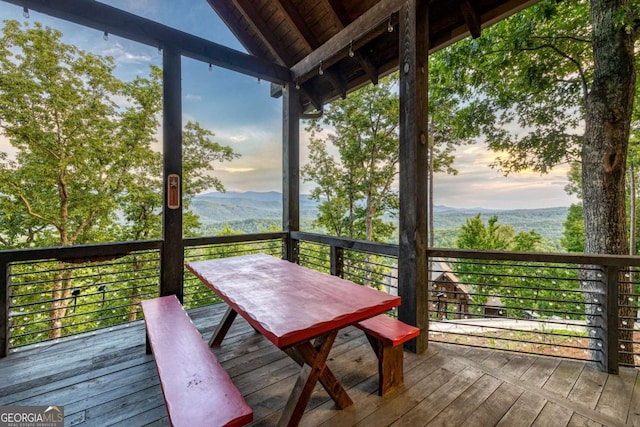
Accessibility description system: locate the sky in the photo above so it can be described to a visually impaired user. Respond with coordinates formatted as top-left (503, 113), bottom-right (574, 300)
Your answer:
top-left (0, 1), bottom-right (578, 210)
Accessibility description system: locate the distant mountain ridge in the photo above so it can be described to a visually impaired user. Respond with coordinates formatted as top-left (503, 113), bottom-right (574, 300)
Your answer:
top-left (192, 191), bottom-right (568, 241)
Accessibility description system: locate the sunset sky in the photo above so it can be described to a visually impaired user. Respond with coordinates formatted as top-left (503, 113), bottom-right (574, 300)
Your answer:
top-left (0, 0), bottom-right (578, 209)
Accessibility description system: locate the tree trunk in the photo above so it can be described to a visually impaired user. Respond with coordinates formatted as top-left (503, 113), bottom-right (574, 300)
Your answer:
top-left (582, 0), bottom-right (636, 367)
top-left (49, 262), bottom-right (72, 339)
top-left (630, 164), bottom-right (636, 255)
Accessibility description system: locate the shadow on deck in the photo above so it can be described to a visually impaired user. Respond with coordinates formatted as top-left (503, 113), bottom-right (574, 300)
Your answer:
top-left (0, 303), bottom-right (637, 426)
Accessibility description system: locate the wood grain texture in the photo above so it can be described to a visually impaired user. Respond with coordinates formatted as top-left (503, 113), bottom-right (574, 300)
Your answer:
top-left (141, 295), bottom-right (252, 427)
top-left (187, 254), bottom-right (400, 348)
top-left (2, 303), bottom-right (637, 427)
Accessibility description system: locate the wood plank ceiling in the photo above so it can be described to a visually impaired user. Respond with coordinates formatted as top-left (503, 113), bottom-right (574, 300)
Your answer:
top-left (209, 0), bottom-right (540, 112)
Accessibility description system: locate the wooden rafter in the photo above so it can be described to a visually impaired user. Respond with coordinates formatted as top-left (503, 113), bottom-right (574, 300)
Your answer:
top-left (429, 0), bottom-right (540, 53)
top-left (231, 0), bottom-right (294, 66)
top-left (460, 0), bottom-right (482, 39)
top-left (7, 0), bottom-right (290, 84)
top-left (273, 0), bottom-right (316, 51)
top-left (291, 0), bottom-right (404, 82)
top-left (326, 0), bottom-right (379, 85)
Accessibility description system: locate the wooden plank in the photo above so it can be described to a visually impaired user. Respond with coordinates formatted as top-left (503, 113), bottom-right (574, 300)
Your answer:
top-left (627, 367), bottom-right (640, 425)
top-left (567, 365), bottom-right (608, 409)
top-left (187, 255), bottom-right (400, 348)
top-left (520, 357), bottom-right (561, 388)
top-left (543, 360), bottom-right (585, 398)
top-left (306, 347), bottom-right (441, 426)
top-left (595, 367), bottom-right (637, 424)
top-left (531, 402), bottom-right (573, 427)
top-left (567, 413), bottom-right (604, 427)
top-left (501, 353), bottom-right (537, 378)
top-left (3, 300), bottom-right (638, 427)
top-left (390, 367), bottom-right (484, 425)
top-left (496, 391), bottom-right (548, 427)
top-left (464, 382), bottom-right (524, 427)
top-left (426, 374), bottom-right (503, 426)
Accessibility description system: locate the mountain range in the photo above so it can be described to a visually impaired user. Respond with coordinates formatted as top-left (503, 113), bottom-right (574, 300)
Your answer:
top-left (191, 191), bottom-right (569, 244)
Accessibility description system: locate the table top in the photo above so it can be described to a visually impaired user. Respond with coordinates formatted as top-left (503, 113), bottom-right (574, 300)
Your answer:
top-left (186, 253), bottom-right (401, 348)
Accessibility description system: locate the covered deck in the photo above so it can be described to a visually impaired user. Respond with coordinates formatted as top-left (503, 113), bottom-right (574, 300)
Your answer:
top-left (1, 302), bottom-right (636, 427)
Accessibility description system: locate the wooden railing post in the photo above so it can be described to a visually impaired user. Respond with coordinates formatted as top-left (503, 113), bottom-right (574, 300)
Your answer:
top-left (1, 262), bottom-right (8, 358)
top-left (596, 265), bottom-right (619, 374)
top-left (283, 82), bottom-right (300, 264)
top-left (330, 246), bottom-right (344, 278)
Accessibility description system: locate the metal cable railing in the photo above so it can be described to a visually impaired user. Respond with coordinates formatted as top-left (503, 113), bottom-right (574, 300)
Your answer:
top-left (8, 249), bottom-right (160, 350)
top-left (3, 232), bottom-right (639, 370)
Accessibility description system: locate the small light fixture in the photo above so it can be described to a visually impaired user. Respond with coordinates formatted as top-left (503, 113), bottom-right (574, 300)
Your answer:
top-left (103, 31), bottom-right (109, 41)
top-left (22, 7), bottom-right (29, 18)
top-left (257, 77), bottom-right (261, 84)
top-left (318, 61), bottom-right (324, 76)
top-left (209, 63), bottom-right (212, 72)
top-left (295, 78), bottom-right (300, 90)
top-left (348, 40), bottom-right (354, 58)
top-left (387, 16), bottom-right (394, 32)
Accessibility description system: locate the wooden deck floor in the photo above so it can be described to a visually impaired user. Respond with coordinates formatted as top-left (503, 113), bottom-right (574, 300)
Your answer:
top-left (1, 303), bottom-right (638, 427)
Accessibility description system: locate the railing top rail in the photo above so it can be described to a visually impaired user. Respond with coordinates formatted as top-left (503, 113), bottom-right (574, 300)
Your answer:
top-left (428, 247), bottom-right (640, 267)
top-left (0, 240), bottom-right (163, 264)
top-left (292, 231), bottom-right (398, 257)
top-left (184, 232), bottom-right (287, 248)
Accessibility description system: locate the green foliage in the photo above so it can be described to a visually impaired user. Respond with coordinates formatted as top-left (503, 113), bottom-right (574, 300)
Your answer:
top-left (562, 203), bottom-right (585, 252)
top-left (452, 214), bottom-right (584, 319)
top-left (0, 21), bottom-right (238, 342)
top-left (302, 76), bottom-right (400, 242)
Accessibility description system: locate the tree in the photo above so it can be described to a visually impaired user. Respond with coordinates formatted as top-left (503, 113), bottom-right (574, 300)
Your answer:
top-left (302, 76), bottom-right (400, 242)
top-left (0, 21), bottom-right (237, 337)
top-left (435, 0), bottom-right (639, 366)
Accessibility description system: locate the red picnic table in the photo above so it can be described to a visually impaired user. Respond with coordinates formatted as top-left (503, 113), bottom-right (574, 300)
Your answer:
top-left (186, 253), bottom-right (401, 426)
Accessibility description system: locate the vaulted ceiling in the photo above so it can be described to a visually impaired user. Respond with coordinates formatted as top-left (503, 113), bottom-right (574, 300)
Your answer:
top-left (209, 0), bottom-right (539, 112)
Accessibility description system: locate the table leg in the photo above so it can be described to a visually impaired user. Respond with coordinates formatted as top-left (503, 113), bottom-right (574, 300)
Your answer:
top-left (278, 331), bottom-right (353, 427)
top-left (209, 306), bottom-right (237, 347)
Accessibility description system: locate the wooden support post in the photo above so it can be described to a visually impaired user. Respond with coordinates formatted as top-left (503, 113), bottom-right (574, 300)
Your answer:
top-left (160, 45), bottom-right (184, 301)
top-left (330, 246), bottom-right (344, 278)
top-left (398, 0), bottom-right (429, 354)
top-left (598, 265), bottom-right (619, 374)
top-left (283, 83), bottom-right (300, 263)
top-left (1, 262), bottom-right (8, 358)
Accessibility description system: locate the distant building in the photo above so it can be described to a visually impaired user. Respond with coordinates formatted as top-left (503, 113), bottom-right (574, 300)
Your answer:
top-left (429, 259), bottom-right (471, 320)
top-left (384, 258), bottom-right (472, 319)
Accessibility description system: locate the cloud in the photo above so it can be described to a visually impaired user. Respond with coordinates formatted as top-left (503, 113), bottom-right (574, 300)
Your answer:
top-left (218, 167), bottom-right (255, 173)
top-left (99, 42), bottom-right (153, 65)
top-left (184, 94), bottom-right (202, 101)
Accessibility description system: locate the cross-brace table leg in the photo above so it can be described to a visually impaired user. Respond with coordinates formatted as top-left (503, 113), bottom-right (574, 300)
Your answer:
top-left (208, 306), bottom-right (237, 347)
top-left (278, 331), bottom-right (353, 427)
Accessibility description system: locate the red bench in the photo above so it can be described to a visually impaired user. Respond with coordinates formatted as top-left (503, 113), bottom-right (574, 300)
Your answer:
top-left (141, 295), bottom-right (252, 427)
top-left (355, 314), bottom-right (420, 396)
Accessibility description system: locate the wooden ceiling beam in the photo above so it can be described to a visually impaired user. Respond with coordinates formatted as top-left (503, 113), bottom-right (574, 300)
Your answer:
top-left (291, 0), bottom-right (403, 82)
top-left (6, 0), bottom-right (290, 84)
top-left (429, 0), bottom-right (540, 54)
top-left (460, 0), bottom-right (482, 39)
top-left (207, 0), bottom-right (274, 64)
top-left (326, 0), bottom-right (379, 85)
top-left (273, 0), bottom-right (316, 51)
top-left (231, 0), bottom-right (295, 66)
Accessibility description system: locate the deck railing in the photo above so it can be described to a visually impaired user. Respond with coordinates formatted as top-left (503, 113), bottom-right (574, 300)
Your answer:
top-left (2, 231), bottom-right (639, 373)
top-left (0, 233), bottom-right (285, 355)
top-left (293, 232), bottom-right (640, 373)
